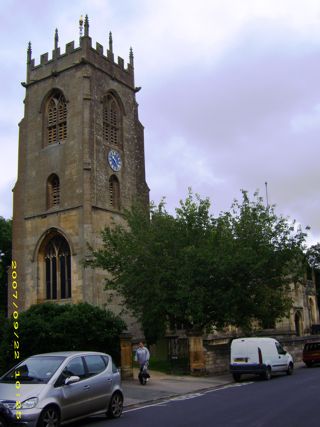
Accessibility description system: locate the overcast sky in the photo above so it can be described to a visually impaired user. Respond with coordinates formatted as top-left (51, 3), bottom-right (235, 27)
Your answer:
top-left (1, 0), bottom-right (320, 245)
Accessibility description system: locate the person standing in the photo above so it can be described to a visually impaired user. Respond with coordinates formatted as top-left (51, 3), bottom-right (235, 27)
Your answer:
top-left (135, 341), bottom-right (150, 384)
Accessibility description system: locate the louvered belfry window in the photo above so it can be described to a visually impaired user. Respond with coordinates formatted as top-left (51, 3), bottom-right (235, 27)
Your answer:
top-left (47, 174), bottom-right (60, 209)
top-left (47, 92), bottom-right (67, 145)
top-left (103, 94), bottom-right (121, 145)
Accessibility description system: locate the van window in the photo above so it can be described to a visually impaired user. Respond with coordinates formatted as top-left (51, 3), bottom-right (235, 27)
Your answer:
top-left (275, 342), bottom-right (286, 355)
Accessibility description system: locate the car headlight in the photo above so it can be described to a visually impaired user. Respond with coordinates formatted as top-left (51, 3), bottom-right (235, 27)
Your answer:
top-left (20, 398), bottom-right (38, 409)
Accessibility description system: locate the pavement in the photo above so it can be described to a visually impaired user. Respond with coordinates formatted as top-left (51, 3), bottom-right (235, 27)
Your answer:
top-left (122, 368), bottom-right (233, 409)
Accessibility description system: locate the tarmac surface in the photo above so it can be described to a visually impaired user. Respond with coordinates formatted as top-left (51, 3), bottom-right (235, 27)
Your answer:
top-left (122, 368), bottom-right (233, 408)
top-left (123, 362), bottom-right (306, 409)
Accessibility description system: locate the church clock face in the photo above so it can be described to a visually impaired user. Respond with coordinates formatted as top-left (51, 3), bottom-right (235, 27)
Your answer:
top-left (108, 149), bottom-right (122, 172)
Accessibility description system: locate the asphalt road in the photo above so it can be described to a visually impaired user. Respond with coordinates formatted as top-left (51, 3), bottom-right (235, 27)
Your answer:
top-left (73, 365), bottom-right (320, 427)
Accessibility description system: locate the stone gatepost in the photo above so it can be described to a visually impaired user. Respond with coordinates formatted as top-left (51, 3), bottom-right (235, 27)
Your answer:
top-left (120, 333), bottom-right (133, 379)
top-left (188, 332), bottom-right (206, 374)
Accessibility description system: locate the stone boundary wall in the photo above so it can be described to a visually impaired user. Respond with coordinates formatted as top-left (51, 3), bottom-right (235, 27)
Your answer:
top-left (204, 335), bottom-right (320, 374)
top-left (204, 342), bottom-right (230, 374)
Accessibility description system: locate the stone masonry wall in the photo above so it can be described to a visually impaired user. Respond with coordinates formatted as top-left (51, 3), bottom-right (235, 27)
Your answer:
top-left (204, 343), bottom-right (230, 374)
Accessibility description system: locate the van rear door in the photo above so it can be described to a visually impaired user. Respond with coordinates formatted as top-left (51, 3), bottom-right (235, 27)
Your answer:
top-left (231, 339), bottom-right (247, 364)
top-left (231, 339), bottom-right (258, 365)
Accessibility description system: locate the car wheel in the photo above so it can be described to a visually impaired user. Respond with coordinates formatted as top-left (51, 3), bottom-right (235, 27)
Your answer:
top-left (37, 405), bottom-right (60, 427)
top-left (232, 373), bottom-right (241, 382)
top-left (107, 392), bottom-right (123, 419)
top-left (263, 366), bottom-right (272, 380)
top-left (286, 362), bottom-right (294, 375)
top-left (0, 415), bottom-right (8, 427)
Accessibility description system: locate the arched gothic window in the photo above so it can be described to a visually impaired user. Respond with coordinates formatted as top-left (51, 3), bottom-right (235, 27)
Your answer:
top-left (47, 174), bottom-right (60, 209)
top-left (103, 93), bottom-right (122, 146)
top-left (45, 235), bottom-right (71, 300)
top-left (45, 91), bottom-right (67, 145)
top-left (109, 175), bottom-right (120, 210)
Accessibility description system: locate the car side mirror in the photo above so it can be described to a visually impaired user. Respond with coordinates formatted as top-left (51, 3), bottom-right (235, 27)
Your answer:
top-left (64, 375), bottom-right (80, 385)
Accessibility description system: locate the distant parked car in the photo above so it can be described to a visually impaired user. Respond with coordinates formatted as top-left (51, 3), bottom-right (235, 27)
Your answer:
top-left (303, 341), bottom-right (320, 367)
top-left (230, 337), bottom-right (294, 381)
top-left (0, 351), bottom-right (123, 427)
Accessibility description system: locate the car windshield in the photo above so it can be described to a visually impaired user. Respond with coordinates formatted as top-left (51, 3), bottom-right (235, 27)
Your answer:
top-left (0, 356), bottom-right (66, 384)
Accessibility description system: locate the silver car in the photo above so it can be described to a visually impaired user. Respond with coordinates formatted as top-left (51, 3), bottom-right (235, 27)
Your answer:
top-left (0, 351), bottom-right (123, 426)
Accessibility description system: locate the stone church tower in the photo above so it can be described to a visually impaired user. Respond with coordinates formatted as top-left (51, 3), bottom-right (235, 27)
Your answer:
top-left (11, 16), bottom-right (149, 324)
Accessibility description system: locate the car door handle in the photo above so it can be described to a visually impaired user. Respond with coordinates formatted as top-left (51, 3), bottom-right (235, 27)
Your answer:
top-left (107, 378), bottom-right (112, 382)
top-left (84, 385), bottom-right (91, 389)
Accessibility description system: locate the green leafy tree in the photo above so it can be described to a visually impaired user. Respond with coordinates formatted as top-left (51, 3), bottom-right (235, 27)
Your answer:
top-left (0, 302), bottom-right (126, 372)
top-left (211, 191), bottom-right (307, 331)
top-left (306, 243), bottom-right (320, 270)
top-left (87, 190), bottom-right (307, 343)
top-left (0, 217), bottom-right (12, 317)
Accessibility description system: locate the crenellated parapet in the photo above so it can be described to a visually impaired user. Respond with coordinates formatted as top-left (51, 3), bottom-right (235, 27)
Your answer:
top-left (23, 15), bottom-right (135, 89)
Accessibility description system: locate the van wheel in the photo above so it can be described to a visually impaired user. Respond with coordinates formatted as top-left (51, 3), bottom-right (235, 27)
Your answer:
top-left (305, 361), bottom-right (312, 368)
top-left (263, 367), bottom-right (271, 380)
top-left (232, 373), bottom-right (241, 382)
top-left (286, 362), bottom-right (294, 375)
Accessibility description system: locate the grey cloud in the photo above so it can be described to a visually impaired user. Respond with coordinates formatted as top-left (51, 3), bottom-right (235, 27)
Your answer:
top-left (140, 23), bottom-right (320, 240)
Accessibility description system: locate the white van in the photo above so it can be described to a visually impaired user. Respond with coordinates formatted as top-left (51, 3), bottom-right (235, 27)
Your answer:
top-left (230, 337), bottom-right (294, 381)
